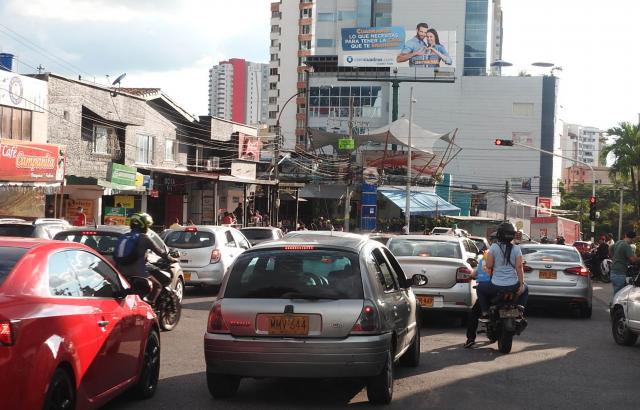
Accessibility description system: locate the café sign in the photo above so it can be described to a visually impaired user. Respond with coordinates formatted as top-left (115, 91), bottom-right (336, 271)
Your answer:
top-left (0, 139), bottom-right (66, 182)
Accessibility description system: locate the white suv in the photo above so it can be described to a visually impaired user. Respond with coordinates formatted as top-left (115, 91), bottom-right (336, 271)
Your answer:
top-left (611, 270), bottom-right (640, 346)
top-left (164, 225), bottom-right (251, 286)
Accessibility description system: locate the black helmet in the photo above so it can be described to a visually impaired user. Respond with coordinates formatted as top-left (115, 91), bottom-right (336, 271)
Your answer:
top-left (130, 212), bottom-right (153, 233)
top-left (496, 222), bottom-right (516, 243)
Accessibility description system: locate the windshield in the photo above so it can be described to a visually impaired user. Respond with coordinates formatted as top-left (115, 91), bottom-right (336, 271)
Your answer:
top-left (388, 239), bottom-right (462, 259)
top-left (0, 225), bottom-right (35, 237)
top-left (165, 230), bottom-right (215, 249)
top-left (522, 247), bottom-right (581, 263)
top-left (241, 229), bottom-right (275, 240)
top-left (0, 247), bottom-right (28, 286)
top-left (54, 232), bottom-right (121, 255)
top-left (225, 249), bottom-right (363, 299)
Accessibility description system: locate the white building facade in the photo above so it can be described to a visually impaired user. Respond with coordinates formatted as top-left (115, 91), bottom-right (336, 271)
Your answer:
top-left (560, 123), bottom-right (603, 169)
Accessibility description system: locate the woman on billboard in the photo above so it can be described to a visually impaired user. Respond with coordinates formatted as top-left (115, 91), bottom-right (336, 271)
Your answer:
top-left (424, 28), bottom-right (452, 67)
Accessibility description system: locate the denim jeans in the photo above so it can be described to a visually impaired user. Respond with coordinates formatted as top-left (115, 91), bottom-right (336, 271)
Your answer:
top-left (477, 281), bottom-right (529, 314)
top-left (611, 270), bottom-right (628, 298)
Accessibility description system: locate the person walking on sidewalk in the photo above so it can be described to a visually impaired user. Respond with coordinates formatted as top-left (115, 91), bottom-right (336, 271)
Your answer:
top-left (609, 231), bottom-right (640, 298)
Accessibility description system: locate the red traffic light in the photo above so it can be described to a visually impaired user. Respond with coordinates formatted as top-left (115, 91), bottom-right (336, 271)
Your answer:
top-left (494, 139), bottom-right (514, 146)
top-left (589, 196), bottom-right (596, 204)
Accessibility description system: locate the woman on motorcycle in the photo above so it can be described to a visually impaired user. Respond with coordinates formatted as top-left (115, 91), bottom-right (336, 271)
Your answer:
top-left (477, 222), bottom-right (528, 320)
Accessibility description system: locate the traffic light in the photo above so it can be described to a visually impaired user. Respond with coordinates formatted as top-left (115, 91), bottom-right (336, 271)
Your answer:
top-left (589, 196), bottom-right (597, 220)
top-left (494, 139), bottom-right (514, 146)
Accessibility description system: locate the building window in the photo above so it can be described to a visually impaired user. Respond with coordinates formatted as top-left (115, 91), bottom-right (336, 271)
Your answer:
top-left (165, 139), bottom-right (176, 162)
top-left (93, 125), bottom-right (112, 154)
top-left (317, 39), bottom-right (335, 47)
top-left (136, 134), bottom-right (154, 164)
top-left (317, 12), bottom-right (335, 22)
top-left (338, 10), bottom-right (356, 21)
top-left (0, 106), bottom-right (32, 141)
top-left (512, 103), bottom-right (534, 116)
top-left (300, 25), bottom-right (311, 34)
top-left (308, 86), bottom-right (383, 118)
top-left (463, 0), bottom-right (489, 76)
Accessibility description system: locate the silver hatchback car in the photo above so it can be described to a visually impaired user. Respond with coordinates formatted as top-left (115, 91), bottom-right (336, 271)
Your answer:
top-left (203, 232), bottom-right (427, 404)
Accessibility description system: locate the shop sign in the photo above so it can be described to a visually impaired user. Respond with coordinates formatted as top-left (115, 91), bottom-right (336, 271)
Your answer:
top-left (338, 138), bottom-right (355, 150)
top-left (0, 139), bottom-right (66, 182)
top-left (135, 172), bottom-right (144, 187)
top-left (65, 199), bottom-right (95, 224)
top-left (231, 161), bottom-right (256, 180)
top-left (104, 207), bottom-right (127, 225)
top-left (114, 195), bottom-right (135, 208)
top-left (109, 163), bottom-right (137, 186)
top-left (0, 71), bottom-right (47, 112)
top-left (148, 189), bottom-right (159, 198)
top-left (238, 133), bottom-right (262, 162)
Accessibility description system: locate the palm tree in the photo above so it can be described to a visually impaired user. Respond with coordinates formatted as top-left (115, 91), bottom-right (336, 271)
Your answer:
top-left (601, 122), bottom-right (640, 216)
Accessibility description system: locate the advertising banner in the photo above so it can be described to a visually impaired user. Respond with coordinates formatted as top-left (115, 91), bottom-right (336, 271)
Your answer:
top-left (238, 133), bottom-right (262, 162)
top-left (109, 163), bottom-right (137, 186)
top-left (65, 199), bottom-right (95, 225)
top-left (0, 71), bottom-right (47, 112)
top-left (0, 139), bottom-right (66, 182)
top-left (114, 195), bottom-right (135, 208)
top-left (104, 207), bottom-right (127, 225)
top-left (537, 197), bottom-right (552, 216)
top-left (338, 23), bottom-right (456, 73)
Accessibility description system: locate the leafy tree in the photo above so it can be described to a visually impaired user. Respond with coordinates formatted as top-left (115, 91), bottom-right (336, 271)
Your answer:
top-left (600, 122), bottom-right (640, 216)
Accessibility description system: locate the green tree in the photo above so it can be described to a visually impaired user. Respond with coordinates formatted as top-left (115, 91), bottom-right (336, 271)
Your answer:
top-left (600, 122), bottom-right (640, 216)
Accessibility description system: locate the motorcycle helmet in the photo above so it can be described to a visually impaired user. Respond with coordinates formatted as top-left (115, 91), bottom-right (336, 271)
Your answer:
top-left (496, 222), bottom-right (516, 243)
top-left (130, 212), bottom-right (154, 233)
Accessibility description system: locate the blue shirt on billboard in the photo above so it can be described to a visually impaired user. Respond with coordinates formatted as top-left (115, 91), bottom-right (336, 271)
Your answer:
top-left (488, 242), bottom-right (522, 286)
top-left (400, 36), bottom-right (429, 67)
top-left (423, 44), bottom-right (452, 67)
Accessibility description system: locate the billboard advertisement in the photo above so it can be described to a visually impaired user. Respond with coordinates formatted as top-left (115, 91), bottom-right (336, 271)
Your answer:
top-left (238, 132), bottom-right (262, 162)
top-left (339, 22), bottom-right (456, 72)
top-left (0, 139), bottom-right (66, 182)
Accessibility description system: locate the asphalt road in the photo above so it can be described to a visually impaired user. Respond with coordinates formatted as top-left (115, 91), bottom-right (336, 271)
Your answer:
top-left (105, 283), bottom-right (639, 409)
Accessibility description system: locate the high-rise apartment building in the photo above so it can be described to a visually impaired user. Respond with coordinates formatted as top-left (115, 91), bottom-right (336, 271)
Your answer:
top-left (208, 58), bottom-right (268, 125)
top-left (560, 123), bottom-right (603, 168)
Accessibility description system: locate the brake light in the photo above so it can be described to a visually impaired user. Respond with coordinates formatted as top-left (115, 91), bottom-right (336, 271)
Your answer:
top-left (523, 264), bottom-right (533, 273)
top-left (185, 226), bottom-right (198, 233)
top-left (210, 249), bottom-right (221, 263)
top-left (283, 245), bottom-right (315, 250)
top-left (350, 301), bottom-right (381, 334)
top-left (0, 321), bottom-right (14, 346)
top-left (207, 303), bottom-right (230, 334)
top-left (564, 266), bottom-right (589, 277)
top-left (81, 231), bottom-right (97, 235)
top-left (456, 267), bottom-right (472, 283)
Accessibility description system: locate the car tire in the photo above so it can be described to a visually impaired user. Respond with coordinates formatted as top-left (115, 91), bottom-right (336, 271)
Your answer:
top-left (174, 278), bottom-right (185, 303)
top-left (43, 367), bottom-right (76, 410)
top-left (207, 373), bottom-right (241, 399)
top-left (579, 304), bottom-right (592, 319)
top-left (612, 309), bottom-right (638, 346)
top-left (131, 330), bottom-right (161, 399)
top-left (366, 347), bottom-right (394, 404)
top-left (400, 322), bottom-right (420, 367)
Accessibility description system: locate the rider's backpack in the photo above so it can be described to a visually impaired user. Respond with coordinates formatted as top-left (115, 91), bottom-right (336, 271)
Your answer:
top-left (113, 231), bottom-right (140, 265)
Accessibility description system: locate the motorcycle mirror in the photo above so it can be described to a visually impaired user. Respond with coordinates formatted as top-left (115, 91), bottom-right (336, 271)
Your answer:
top-left (467, 258), bottom-right (479, 268)
top-left (129, 277), bottom-right (153, 299)
top-left (412, 274), bottom-right (428, 287)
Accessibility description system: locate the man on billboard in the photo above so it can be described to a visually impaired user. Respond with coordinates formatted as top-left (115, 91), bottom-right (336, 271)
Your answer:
top-left (396, 22), bottom-right (430, 66)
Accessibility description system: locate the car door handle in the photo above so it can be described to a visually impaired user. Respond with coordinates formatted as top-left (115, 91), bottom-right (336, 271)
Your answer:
top-left (97, 320), bottom-right (109, 327)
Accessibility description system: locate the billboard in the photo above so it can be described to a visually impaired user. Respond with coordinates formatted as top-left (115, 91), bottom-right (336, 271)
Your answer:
top-left (0, 139), bottom-right (66, 182)
top-left (238, 132), bottom-right (262, 162)
top-left (339, 23), bottom-right (456, 72)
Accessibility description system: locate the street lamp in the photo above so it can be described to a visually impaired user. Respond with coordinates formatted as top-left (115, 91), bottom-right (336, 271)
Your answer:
top-left (272, 89), bottom-right (306, 227)
top-left (495, 139), bottom-right (596, 240)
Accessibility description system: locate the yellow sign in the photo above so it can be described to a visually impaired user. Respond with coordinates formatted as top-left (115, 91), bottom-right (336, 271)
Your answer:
top-left (114, 195), bottom-right (135, 208)
top-left (135, 172), bottom-right (144, 187)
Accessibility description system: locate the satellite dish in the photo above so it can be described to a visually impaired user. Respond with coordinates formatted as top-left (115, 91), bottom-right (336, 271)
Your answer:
top-left (490, 60), bottom-right (513, 67)
top-left (112, 73), bottom-right (126, 86)
top-left (531, 62), bottom-right (554, 68)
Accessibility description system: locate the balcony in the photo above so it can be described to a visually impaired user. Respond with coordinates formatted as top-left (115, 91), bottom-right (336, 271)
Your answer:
top-left (297, 50), bottom-right (311, 57)
top-left (298, 34), bottom-right (312, 42)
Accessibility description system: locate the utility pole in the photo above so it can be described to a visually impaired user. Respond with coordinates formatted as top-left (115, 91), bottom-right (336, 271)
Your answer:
top-left (503, 180), bottom-right (510, 221)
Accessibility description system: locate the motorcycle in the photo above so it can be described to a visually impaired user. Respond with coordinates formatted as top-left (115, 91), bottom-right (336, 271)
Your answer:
top-left (584, 251), bottom-right (611, 283)
top-left (481, 291), bottom-right (527, 354)
top-left (136, 257), bottom-right (182, 331)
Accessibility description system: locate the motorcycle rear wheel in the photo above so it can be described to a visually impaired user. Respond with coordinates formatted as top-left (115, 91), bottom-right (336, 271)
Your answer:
top-left (498, 331), bottom-right (513, 353)
top-left (158, 292), bottom-right (182, 331)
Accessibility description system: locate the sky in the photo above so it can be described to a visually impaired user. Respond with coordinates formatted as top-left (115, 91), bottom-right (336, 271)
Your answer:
top-left (0, 0), bottom-right (637, 131)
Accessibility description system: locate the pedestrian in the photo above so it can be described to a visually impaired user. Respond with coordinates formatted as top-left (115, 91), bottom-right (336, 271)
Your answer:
top-left (222, 212), bottom-right (232, 225)
top-left (234, 202), bottom-right (243, 225)
top-left (187, 218), bottom-right (195, 226)
top-left (73, 206), bottom-right (87, 226)
top-left (169, 218), bottom-right (182, 230)
top-left (46, 204), bottom-right (55, 218)
top-left (609, 231), bottom-right (640, 298)
top-left (606, 233), bottom-right (615, 247)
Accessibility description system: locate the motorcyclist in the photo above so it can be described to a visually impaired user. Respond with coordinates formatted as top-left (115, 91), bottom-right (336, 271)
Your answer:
top-left (591, 235), bottom-right (609, 280)
top-left (477, 222), bottom-right (528, 321)
top-left (115, 212), bottom-right (178, 299)
top-left (464, 232), bottom-right (496, 348)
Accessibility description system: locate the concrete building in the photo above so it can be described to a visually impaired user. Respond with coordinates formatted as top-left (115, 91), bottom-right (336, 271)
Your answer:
top-left (560, 123), bottom-right (604, 169)
top-left (269, 0), bottom-right (559, 223)
top-left (562, 164), bottom-right (611, 193)
top-left (208, 59), bottom-right (268, 126)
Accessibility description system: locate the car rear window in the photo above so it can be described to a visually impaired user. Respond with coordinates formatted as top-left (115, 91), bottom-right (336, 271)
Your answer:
top-left (225, 249), bottom-right (363, 299)
top-left (431, 228), bottom-right (450, 234)
top-left (240, 229), bottom-right (274, 240)
top-left (388, 239), bottom-right (461, 258)
top-left (522, 248), bottom-right (581, 263)
top-left (164, 231), bottom-right (215, 249)
top-left (0, 225), bottom-right (35, 237)
top-left (0, 247), bottom-right (28, 286)
top-left (54, 232), bottom-right (121, 255)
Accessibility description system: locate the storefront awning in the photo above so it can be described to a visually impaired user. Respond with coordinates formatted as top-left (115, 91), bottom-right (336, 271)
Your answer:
top-left (379, 189), bottom-right (460, 217)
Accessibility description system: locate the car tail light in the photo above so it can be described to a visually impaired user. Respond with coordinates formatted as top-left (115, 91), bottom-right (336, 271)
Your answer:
top-left (350, 300), bottom-right (381, 334)
top-left (207, 302), bottom-right (230, 334)
top-left (283, 245), bottom-right (315, 250)
top-left (185, 226), bottom-right (198, 233)
top-left (0, 321), bottom-right (14, 346)
top-left (564, 266), bottom-right (589, 277)
top-left (210, 249), bottom-right (221, 264)
top-left (456, 267), bottom-right (472, 283)
top-left (523, 264), bottom-right (533, 273)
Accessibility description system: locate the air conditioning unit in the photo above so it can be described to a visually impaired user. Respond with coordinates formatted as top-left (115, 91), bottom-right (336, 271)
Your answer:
top-left (205, 157), bottom-right (220, 171)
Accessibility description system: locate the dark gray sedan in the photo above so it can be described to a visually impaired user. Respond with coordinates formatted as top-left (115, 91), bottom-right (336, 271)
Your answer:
top-left (203, 231), bottom-right (427, 404)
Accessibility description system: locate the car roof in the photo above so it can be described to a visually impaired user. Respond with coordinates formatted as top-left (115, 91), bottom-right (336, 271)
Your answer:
top-left (251, 231), bottom-right (370, 252)
top-left (240, 227), bottom-right (279, 231)
top-left (168, 225), bottom-right (234, 233)
top-left (389, 234), bottom-right (461, 243)
top-left (57, 225), bottom-right (130, 234)
top-left (0, 237), bottom-right (50, 248)
top-left (520, 244), bottom-right (579, 250)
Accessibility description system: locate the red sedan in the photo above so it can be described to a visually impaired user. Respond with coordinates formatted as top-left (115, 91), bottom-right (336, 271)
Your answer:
top-left (0, 238), bottom-right (160, 409)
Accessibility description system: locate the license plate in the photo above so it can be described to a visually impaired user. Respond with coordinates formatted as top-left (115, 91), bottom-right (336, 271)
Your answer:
top-left (499, 308), bottom-right (520, 318)
top-left (417, 296), bottom-right (434, 307)
top-left (267, 315), bottom-right (309, 336)
top-left (539, 270), bottom-right (557, 279)
top-left (183, 272), bottom-right (191, 281)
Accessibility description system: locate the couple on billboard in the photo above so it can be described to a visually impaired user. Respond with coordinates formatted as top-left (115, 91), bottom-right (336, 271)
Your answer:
top-left (396, 22), bottom-right (452, 68)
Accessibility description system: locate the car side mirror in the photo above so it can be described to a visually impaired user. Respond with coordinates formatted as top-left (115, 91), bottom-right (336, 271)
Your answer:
top-left (128, 277), bottom-right (153, 299)
top-left (412, 274), bottom-right (428, 287)
top-left (467, 258), bottom-right (478, 268)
